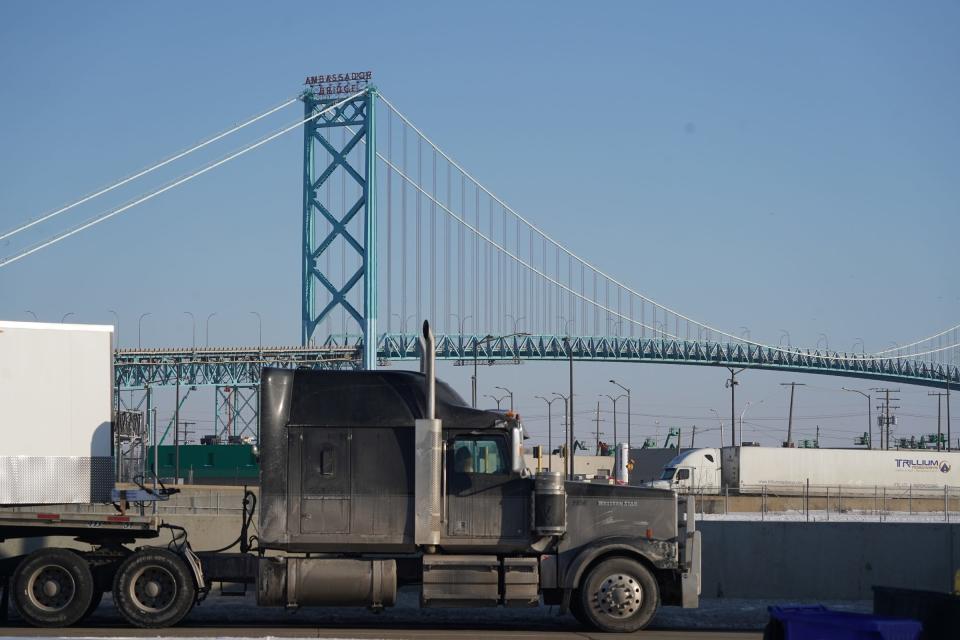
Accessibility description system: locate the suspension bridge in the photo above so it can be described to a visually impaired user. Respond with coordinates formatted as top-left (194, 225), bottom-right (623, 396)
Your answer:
top-left (3, 77), bottom-right (958, 441)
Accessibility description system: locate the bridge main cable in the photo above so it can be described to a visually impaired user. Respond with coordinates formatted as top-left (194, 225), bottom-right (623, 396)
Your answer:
top-left (0, 96), bottom-right (299, 243)
top-left (0, 90), bottom-right (366, 269)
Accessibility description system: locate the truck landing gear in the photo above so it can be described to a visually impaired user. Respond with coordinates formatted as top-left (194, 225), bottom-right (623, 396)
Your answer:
top-left (112, 549), bottom-right (195, 628)
top-left (577, 558), bottom-right (659, 633)
top-left (12, 548), bottom-right (95, 627)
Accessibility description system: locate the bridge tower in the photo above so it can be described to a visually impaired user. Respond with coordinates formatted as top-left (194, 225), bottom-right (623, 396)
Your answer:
top-left (301, 82), bottom-right (377, 368)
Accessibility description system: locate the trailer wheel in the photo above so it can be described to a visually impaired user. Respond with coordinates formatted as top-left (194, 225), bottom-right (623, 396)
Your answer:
top-left (112, 549), bottom-right (195, 628)
top-left (12, 548), bottom-right (95, 627)
top-left (577, 557), bottom-right (659, 633)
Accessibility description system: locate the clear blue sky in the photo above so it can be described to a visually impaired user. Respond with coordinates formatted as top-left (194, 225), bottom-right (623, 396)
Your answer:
top-left (1, 1), bottom-right (958, 449)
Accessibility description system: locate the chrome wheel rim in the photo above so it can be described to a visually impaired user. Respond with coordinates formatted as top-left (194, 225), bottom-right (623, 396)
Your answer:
top-left (591, 572), bottom-right (643, 619)
top-left (128, 565), bottom-right (177, 613)
top-left (27, 564), bottom-right (76, 612)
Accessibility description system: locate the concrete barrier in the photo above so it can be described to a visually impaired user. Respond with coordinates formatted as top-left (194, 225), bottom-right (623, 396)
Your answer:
top-left (700, 521), bottom-right (960, 599)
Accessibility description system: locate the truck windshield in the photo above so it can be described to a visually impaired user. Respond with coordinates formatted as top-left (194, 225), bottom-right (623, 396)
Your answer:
top-left (660, 468), bottom-right (676, 481)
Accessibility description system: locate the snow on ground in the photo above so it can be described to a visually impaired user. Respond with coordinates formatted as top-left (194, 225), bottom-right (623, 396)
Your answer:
top-left (698, 510), bottom-right (955, 522)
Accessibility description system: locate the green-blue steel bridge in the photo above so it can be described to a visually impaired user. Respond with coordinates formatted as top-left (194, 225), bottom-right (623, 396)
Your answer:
top-left (3, 81), bottom-right (958, 441)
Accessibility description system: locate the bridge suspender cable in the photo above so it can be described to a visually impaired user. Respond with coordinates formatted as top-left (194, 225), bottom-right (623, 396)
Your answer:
top-left (0, 96), bottom-right (299, 243)
top-left (378, 93), bottom-right (960, 363)
top-left (0, 91), bottom-right (365, 269)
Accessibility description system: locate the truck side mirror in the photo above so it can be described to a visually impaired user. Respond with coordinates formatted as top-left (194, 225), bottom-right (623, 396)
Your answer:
top-left (510, 424), bottom-right (527, 476)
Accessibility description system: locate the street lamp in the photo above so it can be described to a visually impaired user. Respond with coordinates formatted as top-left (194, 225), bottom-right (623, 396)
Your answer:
top-left (108, 309), bottom-right (120, 349)
top-left (61, 312), bottom-right (75, 323)
top-left (709, 408), bottom-right (724, 446)
top-left (470, 332), bottom-right (528, 408)
top-left (484, 393), bottom-right (508, 410)
top-left (739, 326), bottom-right (750, 341)
top-left (535, 395), bottom-right (563, 470)
top-left (505, 314), bottom-right (525, 336)
top-left (553, 391), bottom-right (571, 478)
top-left (138, 312), bottom-right (151, 349)
top-left (495, 386), bottom-right (514, 411)
top-left (250, 311), bottom-right (262, 348)
top-left (852, 338), bottom-right (865, 356)
top-left (183, 312), bottom-right (196, 349)
top-left (24, 310), bottom-right (38, 321)
top-left (392, 313), bottom-right (417, 334)
top-left (609, 379), bottom-right (632, 450)
top-left (205, 312), bottom-right (217, 347)
top-left (601, 393), bottom-right (626, 445)
top-left (448, 313), bottom-right (472, 336)
top-left (842, 387), bottom-right (873, 450)
top-left (779, 330), bottom-right (791, 348)
top-left (817, 333), bottom-right (830, 354)
top-left (738, 400), bottom-right (762, 446)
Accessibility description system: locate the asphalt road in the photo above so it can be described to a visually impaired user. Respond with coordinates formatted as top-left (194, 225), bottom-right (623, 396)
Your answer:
top-left (0, 592), bottom-right (789, 639)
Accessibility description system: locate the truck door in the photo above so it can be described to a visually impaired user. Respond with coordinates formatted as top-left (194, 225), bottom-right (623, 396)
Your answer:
top-left (298, 428), bottom-right (351, 534)
top-left (445, 433), bottom-right (530, 541)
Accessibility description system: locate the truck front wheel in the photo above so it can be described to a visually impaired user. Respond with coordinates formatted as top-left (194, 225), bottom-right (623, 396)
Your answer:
top-left (577, 557), bottom-right (659, 633)
top-left (12, 548), bottom-right (95, 627)
top-left (112, 549), bottom-right (195, 628)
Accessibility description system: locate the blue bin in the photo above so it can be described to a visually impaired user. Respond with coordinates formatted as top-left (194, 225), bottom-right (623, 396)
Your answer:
top-left (766, 606), bottom-right (922, 640)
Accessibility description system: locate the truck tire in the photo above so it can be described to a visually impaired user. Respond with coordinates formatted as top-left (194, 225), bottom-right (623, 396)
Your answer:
top-left (112, 549), bottom-right (195, 628)
top-left (576, 557), bottom-right (659, 633)
top-left (12, 548), bottom-right (95, 627)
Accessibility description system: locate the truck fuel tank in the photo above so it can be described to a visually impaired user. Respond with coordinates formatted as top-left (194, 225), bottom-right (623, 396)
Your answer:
top-left (258, 557), bottom-right (397, 609)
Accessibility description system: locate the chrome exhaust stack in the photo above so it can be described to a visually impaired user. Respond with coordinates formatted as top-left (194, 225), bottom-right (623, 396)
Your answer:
top-left (414, 321), bottom-right (442, 548)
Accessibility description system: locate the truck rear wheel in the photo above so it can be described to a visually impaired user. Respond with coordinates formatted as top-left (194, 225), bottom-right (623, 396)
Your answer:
top-left (112, 549), bottom-right (195, 628)
top-left (12, 548), bottom-right (95, 627)
top-left (577, 557), bottom-right (659, 633)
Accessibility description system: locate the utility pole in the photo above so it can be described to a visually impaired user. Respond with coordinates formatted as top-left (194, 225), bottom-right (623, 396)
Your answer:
top-left (874, 388), bottom-right (900, 450)
top-left (564, 336), bottom-right (574, 480)
top-left (780, 382), bottom-right (805, 447)
top-left (593, 401), bottom-right (605, 455)
top-left (815, 425), bottom-right (820, 448)
top-left (726, 368), bottom-right (744, 447)
top-left (691, 425), bottom-right (697, 448)
top-left (929, 392), bottom-right (948, 451)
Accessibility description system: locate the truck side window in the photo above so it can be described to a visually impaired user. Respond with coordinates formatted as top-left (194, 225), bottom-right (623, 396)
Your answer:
top-left (676, 468), bottom-right (690, 481)
top-left (452, 436), bottom-right (507, 474)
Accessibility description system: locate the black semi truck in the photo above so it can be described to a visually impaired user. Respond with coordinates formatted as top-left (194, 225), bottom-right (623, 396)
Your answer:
top-left (0, 322), bottom-right (700, 633)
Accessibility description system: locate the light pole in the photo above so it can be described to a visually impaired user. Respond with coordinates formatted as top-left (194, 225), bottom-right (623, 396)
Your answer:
top-left (852, 338), bottom-right (865, 356)
top-left (484, 393), bottom-right (508, 410)
top-left (817, 333), bottom-right (830, 354)
top-left (250, 311), bottom-right (262, 348)
top-left (495, 386), bottom-right (514, 411)
top-left (448, 313), bottom-right (472, 336)
top-left (535, 395), bottom-right (562, 470)
top-left (725, 367), bottom-right (745, 447)
top-left (553, 391), bottom-right (570, 478)
top-left (739, 326), bottom-right (750, 340)
top-left (842, 387), bottom-right (872, 450)
top-left (738, 400), bottom-right (762, 446)
top-left (779, 330), bottom-right (791, 348)
top-left (108, 309), bottom-right (120, 349)
top-left (610, 379), bottom-right (632, 450)
top-left (709, 408), bottom-right (724, 446)
top-left (392, 313), bottom-right (417, 334)
top-left (61, 312), bottom-right (75, 323)
top-left (471, 332), bottom-right (527, 408)
top-left (183, 312), bottom-right (196, 349)
top-left (25, 310), bottom-right (38, 321)
top-left (601, 393), bottom-right (625, 445)
top-left (505, 314), bottom-right (525, 336)
top-left (138, 312), bottom-right (151, 349)
top-left (205, 312), bottom-right (217, 347)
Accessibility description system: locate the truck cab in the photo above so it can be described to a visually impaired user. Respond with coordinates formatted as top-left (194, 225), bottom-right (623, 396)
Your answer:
top-left (649, 448), bottom-right (722, 494)
top-left (256, 362), bottom-right (700, 633)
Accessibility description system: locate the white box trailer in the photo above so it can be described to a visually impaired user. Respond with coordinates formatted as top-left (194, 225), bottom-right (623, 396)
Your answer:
top-left (651, 446), bottom-right (960, 496)
top-left (0, 320), bottom-right (114, 503)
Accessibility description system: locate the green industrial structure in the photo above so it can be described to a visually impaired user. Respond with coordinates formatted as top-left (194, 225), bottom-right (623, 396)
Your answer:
top-left (147, 444), bottom-right (258, 485)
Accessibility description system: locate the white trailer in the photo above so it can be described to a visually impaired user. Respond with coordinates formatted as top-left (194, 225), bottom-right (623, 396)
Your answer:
top-left (0, 321), bottom-right (114, 504)
top-left (650, 446), bottom-right (960, 495)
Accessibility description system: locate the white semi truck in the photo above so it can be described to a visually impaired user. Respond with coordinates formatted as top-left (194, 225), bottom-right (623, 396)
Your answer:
top-left (650, 445), bottom-right (960, 495)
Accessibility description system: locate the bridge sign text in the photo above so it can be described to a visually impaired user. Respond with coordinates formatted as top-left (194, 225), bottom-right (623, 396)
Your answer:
top-left (304, 71), bottom-right (372, 96)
